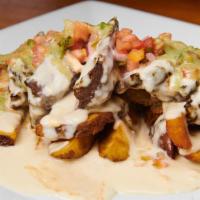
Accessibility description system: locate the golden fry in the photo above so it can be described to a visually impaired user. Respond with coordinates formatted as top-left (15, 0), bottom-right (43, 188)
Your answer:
top-left (166, 114), bottom-right (192, 149)
top-left (185, 151), bottom-right (200, 163)
top-left (76, 112), bottom-right (114, 137)
top-left (98, 121), bottom-right (130, 162)
top-left (49, 135), bottom-right (95, 159)
top-left (49, 112), bottom-right (114, 159)
top-left (0, 130), bottom-right (18, 146)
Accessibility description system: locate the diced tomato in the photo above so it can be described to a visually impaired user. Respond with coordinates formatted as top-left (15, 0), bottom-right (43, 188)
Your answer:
top-left (71, 48), bottom-right (88, 63)
top-left (132, 38), bottom-right (143, 49)
top-left (153, 158), bottom-right (169, 169)
top-left (142, 37), bottom-right (154, 52)
top-left (116, 29), bottom-right (134, 53)
top-left (116, 39), bottom-right (133, 54)
top-left (34, 34), bottom-right (46, 45)
top-left (32, 45), bottom-right (46, 67)
top-left (126, 60), bottom-right (139, 71)
top-left (71, 40), bottom-right (86, 50)
top-left (73, 22), bottom-right (91, 44)
top-left (115, 28), bottom-right (143, 54)
top-left (116, 28), bottom-right (133, 40)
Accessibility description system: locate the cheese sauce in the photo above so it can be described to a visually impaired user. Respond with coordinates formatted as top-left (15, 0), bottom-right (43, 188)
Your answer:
top-left (1, 122), bottom-right (200, 200)
top-left (0, 111), bottom-right (22, 133)
top-left (27, 56), bottom-right (70, 102)
top-left (163, 102), bottom-right (186, 120)
top-left (151, 115), bottom-right (166, 146)
top-left (40, 93), bottom-right (88, 140)
top-left (75, 36), bottom-right (116, 107)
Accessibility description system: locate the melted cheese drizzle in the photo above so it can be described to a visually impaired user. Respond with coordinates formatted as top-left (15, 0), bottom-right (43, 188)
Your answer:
top-left (163, 102), bottom-right (186, 120)
top-left (190, 86), bottom-right (200, 124)
top-left (0, 111), bottom-right (22, 133)
top-left (40, 93), bottom-right (88, 140)
top-left (151, 115), bottom-right (166, 146)
top-left (77, 37), bottom-right (112, 87)
top-left (75, 36), bottom-right (116, 107)
top-left (0, 122), bottom-right (200, 200)
top-left (124, 59), bottom-right (197, 102)
top-left (27, 56), bottom-right (70, 104)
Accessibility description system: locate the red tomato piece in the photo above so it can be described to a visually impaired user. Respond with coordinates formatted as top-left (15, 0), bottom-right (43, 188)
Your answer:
top-left (126, 60), bottom-right (139, 71)
top-left (73, 22), bottom-right (91, 44)
top-left (142, 37), bottom-right (154, 52)
top-left (71, 48), bottom-right (88, 63)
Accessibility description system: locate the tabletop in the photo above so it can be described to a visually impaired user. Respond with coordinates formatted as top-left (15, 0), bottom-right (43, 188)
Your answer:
top-left (0, 0), bottom-right (200, 29)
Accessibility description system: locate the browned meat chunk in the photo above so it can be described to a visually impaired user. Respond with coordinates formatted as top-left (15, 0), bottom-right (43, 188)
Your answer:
top-left (76, 112), bottom-right (114, 137)
top-left (74, 62), bottom-right (103, 108)
top-left (159, 133), bottom-right (178, 159)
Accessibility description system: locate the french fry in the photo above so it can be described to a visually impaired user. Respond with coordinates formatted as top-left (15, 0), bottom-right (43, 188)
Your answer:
top-left (49, 112), bottom-right (114, 159)
top-left (166, 114), bottom-right (192, 149)
top-left (49, 135), bottom-right (95, 159)
top-left (0, 130), bottom-right (18, 146)
top-left (0, 111), bottom-right (23, 146)
top-left (98, 121), bottom-right (130, 162)
top-left (185, 151), bottom-right (200, 163)
top-left (123, 89), bottom-right (156, 106)
top-left (76, 112), bottom-right (114, 137)
top-left (0, 68), bottom-right (23, 146)
top-left (36, 112), bottom-right (114, 139)
top-left (35, 124), bottom-right (43, 137)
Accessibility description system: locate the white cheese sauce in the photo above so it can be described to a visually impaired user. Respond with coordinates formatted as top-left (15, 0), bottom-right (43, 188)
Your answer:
top-left (163, 102), bottom-right (186, 120)
top-left (40, 93), bottom-right (88, 141)
top-left (178, 78), bottom-right (196, 97)
top-left (76, 37), bottom-right (112, 87)
top-left (8, 79), bottom-right (22, 96)
top-left (89, 70), bottom-right (117, 107)
top-left (75, 35), bottom-right (116, 108)
top-left (64, 52), bottom-right (83, 73)
top-left (137, 60), bottom-right (174, 93)
top-left (123, 59), bottom-right (197, 103)
top-left (1, 122), bottom-right (200, 200)
top-left (40, 95), bottom-right (124, 142)
top-left (124, 60), bottom-right (174, 93)
top-left (151, 115), bottom-right (166, 146)
top-left (189, 86), bottom-right (200, 124)
top-left (8, 58), bottom-right (28, 107)
top-left (89, 98), bottom-right (123, 114)
top-left (27, 56), bottom-right (70, 99)
top-left (29, 105), bottom-right (46, 125)
top-left (0, 111), bottom-right (22, 133)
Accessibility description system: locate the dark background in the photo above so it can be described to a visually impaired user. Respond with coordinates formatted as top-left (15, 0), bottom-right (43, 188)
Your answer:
top-left (0, 0), bottom-right (200, 29)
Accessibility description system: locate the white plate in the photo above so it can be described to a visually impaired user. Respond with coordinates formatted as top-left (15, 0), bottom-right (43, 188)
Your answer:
top-left (0, 1), bottom-right (200, 199)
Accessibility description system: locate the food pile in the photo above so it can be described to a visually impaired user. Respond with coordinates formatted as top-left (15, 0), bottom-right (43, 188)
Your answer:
top-left (1, 18), bottom-right (200, 164)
